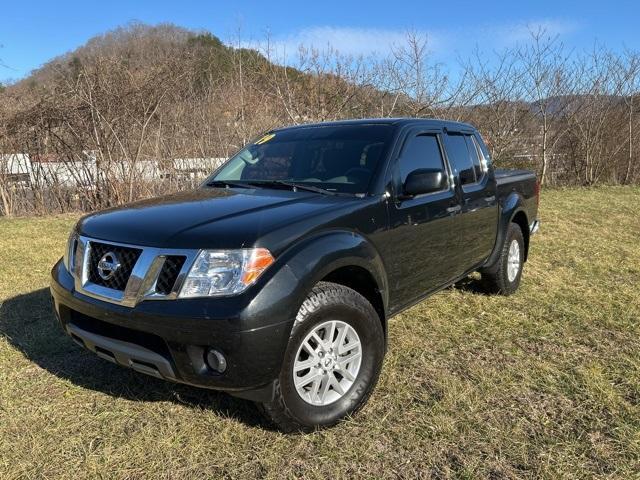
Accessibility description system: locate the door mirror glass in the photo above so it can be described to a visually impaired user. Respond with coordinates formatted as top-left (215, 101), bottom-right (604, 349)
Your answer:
top-left (403, 168), bottom-right (446, 197)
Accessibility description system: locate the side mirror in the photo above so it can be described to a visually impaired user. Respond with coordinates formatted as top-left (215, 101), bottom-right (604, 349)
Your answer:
top-left (402, 168), bottom-right (446, 197)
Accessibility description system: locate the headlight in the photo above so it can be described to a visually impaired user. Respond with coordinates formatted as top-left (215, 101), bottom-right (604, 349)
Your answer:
top-left (63, 230), bottom-right (78, 274)
top-left (179, 248), bottom-right (274, 298)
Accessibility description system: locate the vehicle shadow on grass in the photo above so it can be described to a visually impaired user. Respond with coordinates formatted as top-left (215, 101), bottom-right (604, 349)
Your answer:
top-left (0, 288), bottom-right (273, 430)
top-left (451, 275), bottom-right (492, 295)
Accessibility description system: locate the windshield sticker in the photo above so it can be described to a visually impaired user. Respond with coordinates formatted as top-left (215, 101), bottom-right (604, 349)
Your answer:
top-left (255, 133), bottom-right (275, 145)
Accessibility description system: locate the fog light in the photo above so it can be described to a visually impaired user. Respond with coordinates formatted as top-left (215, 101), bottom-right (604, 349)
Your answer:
top-left (205, 348), bottom-right (227, 373)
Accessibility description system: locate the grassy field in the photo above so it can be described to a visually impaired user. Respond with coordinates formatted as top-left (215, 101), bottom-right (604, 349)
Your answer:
top-left (0, 187), bottom-right (639, 479)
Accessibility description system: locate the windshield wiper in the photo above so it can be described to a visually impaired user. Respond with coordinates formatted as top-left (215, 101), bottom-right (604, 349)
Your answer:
top-left (208, 179), bottom-right (351, 196)
top-left (251, 180), bottom-right (339, 196)
top-left (206, 180), bottom-right (259, 189)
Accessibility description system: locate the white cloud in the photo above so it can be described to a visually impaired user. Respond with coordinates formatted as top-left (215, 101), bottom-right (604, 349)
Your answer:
top-left (239, 26), bottom-right (440, 61)
top-left (491, 18), bottom-right (582, 45)
top-left (231, 18), bottom-right (581, 64)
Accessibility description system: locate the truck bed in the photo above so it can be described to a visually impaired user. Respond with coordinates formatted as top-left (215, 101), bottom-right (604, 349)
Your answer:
top-left (494, 168), bottom-right (538, 232)
top-left (494, 168), bottom-right (537, 186)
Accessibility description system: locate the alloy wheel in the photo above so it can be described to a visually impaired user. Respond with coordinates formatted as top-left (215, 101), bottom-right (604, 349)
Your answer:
top-left (292, 320), bottom-right (362, 406)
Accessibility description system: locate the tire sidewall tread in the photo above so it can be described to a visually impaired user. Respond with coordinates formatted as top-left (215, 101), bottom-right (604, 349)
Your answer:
top-left (482, 223), bottom-right (525, 296)
top-left (260, 281), bottom-right (384, 432)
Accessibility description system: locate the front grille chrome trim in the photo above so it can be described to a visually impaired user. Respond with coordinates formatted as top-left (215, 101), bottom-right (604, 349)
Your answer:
top-left (73, 236), bottom-right (198, 307)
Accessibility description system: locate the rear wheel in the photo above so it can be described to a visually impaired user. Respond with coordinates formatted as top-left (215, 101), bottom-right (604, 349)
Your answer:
top-left (481, 222), bottom-right (525, 295)
top-left (259, 282), bottom-right (385, 432)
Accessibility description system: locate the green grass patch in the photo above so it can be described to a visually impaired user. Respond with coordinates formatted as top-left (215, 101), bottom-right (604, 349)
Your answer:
top-left (1, 187), bottom-right (639, 479)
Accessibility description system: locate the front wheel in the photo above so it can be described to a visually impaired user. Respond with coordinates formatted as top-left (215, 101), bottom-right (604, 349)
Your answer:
top-left (259, 282), bottom-right (385, 432)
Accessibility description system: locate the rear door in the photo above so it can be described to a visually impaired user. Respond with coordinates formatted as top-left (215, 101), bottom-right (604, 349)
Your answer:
top-left (442, 130), bottom-right (498, 270)
top-left (384, 128), bottom-right (466, 308)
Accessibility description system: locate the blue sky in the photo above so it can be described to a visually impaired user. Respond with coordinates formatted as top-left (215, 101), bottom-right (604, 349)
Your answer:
top-left (1, 0), bottom-right (639, 82)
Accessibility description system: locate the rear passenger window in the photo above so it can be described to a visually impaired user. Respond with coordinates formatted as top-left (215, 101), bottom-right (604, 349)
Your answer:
top-left (474, 134), bottom-right (492, 165)
top-left (465, 135), bottom-right (484, 180)
top-left (445, 133), bottom-right (476, 185)
top-left (398, 134), bottom-right (447, 186)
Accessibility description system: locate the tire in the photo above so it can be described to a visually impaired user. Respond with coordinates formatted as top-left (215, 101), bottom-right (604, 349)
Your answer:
top-left (481, 222), bottom-right (525, 295)
top-left (259, 281), bottom-right (385, 432)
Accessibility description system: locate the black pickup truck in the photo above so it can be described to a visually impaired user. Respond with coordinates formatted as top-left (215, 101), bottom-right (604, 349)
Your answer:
top-left (50, 118), bottom-right (539, 431)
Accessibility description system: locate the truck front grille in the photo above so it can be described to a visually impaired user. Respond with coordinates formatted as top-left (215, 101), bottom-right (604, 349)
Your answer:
top-left (88, 242), bottom-right (142, 291)
top-left (73, 235), bottom-right (198, 307)
top-left (155, 256), bottom-right (186, 295)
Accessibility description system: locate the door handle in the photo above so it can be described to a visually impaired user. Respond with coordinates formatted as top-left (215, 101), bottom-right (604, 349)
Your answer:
top-left (446, 205), bottom-right (461, 214)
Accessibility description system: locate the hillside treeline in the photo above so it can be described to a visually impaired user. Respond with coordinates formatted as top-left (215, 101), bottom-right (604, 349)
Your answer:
top-left (0, 23), bottom-right (638, 215)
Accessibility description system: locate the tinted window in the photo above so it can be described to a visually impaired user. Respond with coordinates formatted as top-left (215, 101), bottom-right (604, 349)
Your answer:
top-left (398, 134), bottom-right (446, 185)
top-left (465, 135), bottom-right (483, 180)
top-left (474, 134), bottom-right (492, 166)
top-left (445, 133), bottom-right (475, 185)
top-left (210, 125), bottom-right (394, 194)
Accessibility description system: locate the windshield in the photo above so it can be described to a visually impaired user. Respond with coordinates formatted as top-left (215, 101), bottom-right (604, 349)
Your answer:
top-left (208, 124), bottom-right (395, 194)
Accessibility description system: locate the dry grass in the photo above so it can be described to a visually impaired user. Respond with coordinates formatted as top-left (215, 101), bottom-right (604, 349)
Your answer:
top-left (1, 187), bottom-right (639, 479)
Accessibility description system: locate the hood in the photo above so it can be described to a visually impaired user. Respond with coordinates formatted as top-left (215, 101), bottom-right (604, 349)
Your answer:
top-left (78, 187), bottom-right (357, 250)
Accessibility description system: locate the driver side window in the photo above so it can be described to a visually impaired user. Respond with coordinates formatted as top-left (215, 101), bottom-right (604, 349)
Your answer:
top-left (398, 134), bottom-right (447, 186)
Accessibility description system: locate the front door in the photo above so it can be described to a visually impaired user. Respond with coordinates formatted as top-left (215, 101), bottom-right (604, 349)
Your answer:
top-left (383, 129), bottom-right (465, 310)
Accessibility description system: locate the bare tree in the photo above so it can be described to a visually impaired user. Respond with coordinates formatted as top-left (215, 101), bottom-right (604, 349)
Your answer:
top-left (612, 50), bottom-right (640, 184)
top-left (461, 47), bottom-right (531, 167)
top-left (518, 29), bottom-right (575, 185)
top-left (385, 32), bottom-right (451, 117)
top-left (1, 23), bottom-right (640, 216)
top-left (565, 47), bottom-right (628, 185)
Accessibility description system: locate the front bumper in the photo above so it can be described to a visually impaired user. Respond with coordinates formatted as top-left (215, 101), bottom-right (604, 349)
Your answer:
top-left (50, 259), bottom-right (297, 401)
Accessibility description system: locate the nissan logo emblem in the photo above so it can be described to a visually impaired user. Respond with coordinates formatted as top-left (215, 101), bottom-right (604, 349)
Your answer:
top-left (97, 251), bottom-right (121, 281)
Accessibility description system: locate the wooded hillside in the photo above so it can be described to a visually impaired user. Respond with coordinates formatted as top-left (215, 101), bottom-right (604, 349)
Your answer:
top-left (1, 23), bottom-right (638, 215)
